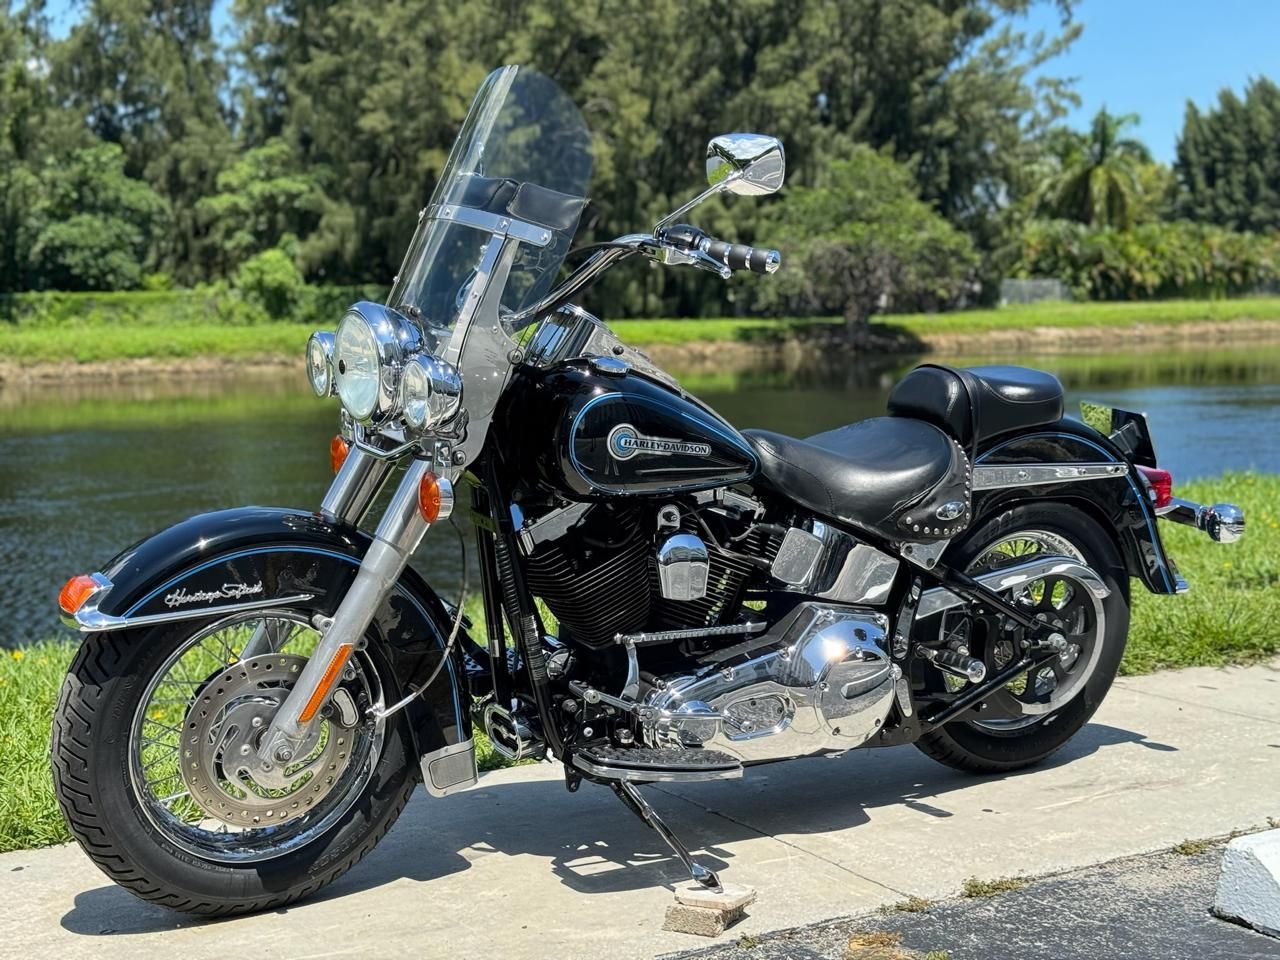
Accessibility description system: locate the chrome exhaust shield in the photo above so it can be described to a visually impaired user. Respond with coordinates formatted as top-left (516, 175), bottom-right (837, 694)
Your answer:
top-left (916, 556), bottom-right (1111, 620)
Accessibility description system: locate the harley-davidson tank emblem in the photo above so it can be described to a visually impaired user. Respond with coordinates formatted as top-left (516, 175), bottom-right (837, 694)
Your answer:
top-left (606, 423), bottom-right (712, 461)
top-left (164, 580), bottom-right (265, 608)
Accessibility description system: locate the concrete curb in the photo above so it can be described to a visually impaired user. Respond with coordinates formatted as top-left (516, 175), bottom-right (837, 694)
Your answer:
top-left (1215, 829), bottom-right (1280, 938)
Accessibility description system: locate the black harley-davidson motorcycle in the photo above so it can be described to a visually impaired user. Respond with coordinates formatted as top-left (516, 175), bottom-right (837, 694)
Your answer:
top-left (53, 65), bottom-right (1245, 915)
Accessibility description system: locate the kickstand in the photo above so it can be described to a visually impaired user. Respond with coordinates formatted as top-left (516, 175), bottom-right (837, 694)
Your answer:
top-left (612, 780), bottom-right (722, 892)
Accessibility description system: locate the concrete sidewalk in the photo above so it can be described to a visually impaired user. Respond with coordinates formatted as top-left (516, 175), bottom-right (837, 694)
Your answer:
top-left (3, 660), bottom-right (1278, 960)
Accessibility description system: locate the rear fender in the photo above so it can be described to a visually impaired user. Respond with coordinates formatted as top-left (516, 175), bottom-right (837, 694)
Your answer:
top-left (974, 420), bottom-right (1180, 595)
top-left (69, 506), bottom-right (476, 796)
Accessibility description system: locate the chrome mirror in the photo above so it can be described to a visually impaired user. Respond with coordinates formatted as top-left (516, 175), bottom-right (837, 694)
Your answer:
top-left (706, 134), bottom-right (785, 196)
top-left (656, 133), bottom-right (786, 230)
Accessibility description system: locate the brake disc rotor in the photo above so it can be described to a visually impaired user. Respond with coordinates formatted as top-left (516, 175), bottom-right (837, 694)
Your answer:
top-left (179, 654), bottom-right (355, 828)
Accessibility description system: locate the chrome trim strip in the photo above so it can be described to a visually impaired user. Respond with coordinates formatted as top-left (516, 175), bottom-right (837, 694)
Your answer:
top-left (429, 203), bottom-right (553, 247)
top-left (978, 431), bottom-right (1176, 594)
top-left (971, 462), bottom-right (1128, 490)
top-left (73, 593), bottom-right (317, 633)
top-left (571, 754), bottom-right (743, 783)
top-left (916, 556), bottom-right (1111, 620)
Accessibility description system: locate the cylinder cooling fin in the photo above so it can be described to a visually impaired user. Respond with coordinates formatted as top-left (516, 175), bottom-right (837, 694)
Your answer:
top-left (520, 500), bottom-right (777, 649)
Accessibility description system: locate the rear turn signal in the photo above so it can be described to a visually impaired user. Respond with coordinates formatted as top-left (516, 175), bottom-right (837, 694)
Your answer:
top-left (329, 435), bottom-right (350, 474)
top-left (418, 471), bottom-right (443, 522)
top-left (59, 574), bottom-right (101, 615)
top-left (1138, 465), bottom-right (1174, 509)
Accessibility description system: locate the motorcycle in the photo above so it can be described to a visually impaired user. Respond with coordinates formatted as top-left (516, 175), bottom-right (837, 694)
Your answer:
top-left (52, 65), bottom-right (1245, 915)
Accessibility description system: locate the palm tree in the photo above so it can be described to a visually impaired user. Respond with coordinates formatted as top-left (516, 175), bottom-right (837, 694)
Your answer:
top-left (1037, 108), bottom-right (1151, 229)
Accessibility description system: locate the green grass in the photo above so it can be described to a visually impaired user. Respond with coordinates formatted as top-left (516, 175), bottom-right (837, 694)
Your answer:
top-left (961, 875), bottom-right (1028, 898)
top-left (0, 322), bottom-right (317, 364)
top-left (1, 472), bottom-right (1275, 853)
top-left (6, 296), bottom-right (1280, 367)
top-left (1125, 472), bottom-right (1280, 674)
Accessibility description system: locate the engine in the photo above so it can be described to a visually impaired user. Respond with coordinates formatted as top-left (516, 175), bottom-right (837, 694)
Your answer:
top-left (508, 492), bottom-right (901, 765)
top-left (641, 603), bottom-right (898, 763)
top-left (520, 495), bottom-right (774, 648)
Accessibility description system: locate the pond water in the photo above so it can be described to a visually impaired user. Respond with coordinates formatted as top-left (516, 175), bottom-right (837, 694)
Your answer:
top-left (3, 344), bottom-right (1278, 646)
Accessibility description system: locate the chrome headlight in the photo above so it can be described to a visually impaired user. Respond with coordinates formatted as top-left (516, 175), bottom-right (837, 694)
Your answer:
top-left (400, 355), bottom-right (463, 433)
top-left (306, 331), bottom-right (336, 397)
top-left (333, 301), bottom-right (421, 424)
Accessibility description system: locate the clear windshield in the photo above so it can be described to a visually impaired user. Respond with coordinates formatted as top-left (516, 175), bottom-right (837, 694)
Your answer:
top-left (387, 66), bottom-right (593, 353)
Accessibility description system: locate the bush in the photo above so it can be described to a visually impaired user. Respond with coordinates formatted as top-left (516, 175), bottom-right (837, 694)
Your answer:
top-left (233, 247), bottom-right (306, 319)
top-left (758, 148), bottom-right (978, 341)
top-left (1008, 219), bottom-right (1280, 300)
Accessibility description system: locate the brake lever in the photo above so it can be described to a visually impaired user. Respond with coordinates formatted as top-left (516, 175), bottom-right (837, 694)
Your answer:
top-left (637, 233), bottom-right (732, 279)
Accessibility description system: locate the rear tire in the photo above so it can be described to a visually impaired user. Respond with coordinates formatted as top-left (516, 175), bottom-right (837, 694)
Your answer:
top-left (914, 502), bottom-right (1130, 774)
top-left (51, 613), bottom-right (418, 916)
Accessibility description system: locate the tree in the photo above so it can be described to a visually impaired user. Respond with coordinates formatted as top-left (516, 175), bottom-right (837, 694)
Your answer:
top-left (1035, 107), bottom-right (1150, 229)
top-left (26, 143), bottom-right (170, 291)
top-left (51, 0), bottom-right (233, 283)
top-left (1175, 78), bottom-right (1280, 233)
top-left (195, 139), bottom-right (322, 279)
top-left (758, 148), bottom-right (978, 343)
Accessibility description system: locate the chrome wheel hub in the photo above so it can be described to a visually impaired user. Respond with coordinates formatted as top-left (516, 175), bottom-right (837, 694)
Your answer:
top-left (940, 529), bottom-right (1106, 730)
top-left (129, 611), bottom-right (384, 863)
top-left (179, 654), bottom-right (354, 828)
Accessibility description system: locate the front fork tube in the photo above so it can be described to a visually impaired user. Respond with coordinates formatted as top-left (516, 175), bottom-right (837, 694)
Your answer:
top-left (255, 457), bottom-right (450, 773)
top-left (240, 447), bottom-right (396, 661)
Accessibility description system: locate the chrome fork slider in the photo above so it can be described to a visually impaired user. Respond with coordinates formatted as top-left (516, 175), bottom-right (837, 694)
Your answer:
top-left (254, 459), bottom-right (451, 771)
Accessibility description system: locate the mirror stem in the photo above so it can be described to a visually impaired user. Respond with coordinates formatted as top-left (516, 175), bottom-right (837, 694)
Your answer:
top-left (654, 174), bottom-right (738, 232)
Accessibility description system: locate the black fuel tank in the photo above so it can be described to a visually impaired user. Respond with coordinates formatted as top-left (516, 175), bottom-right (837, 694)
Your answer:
top-left (498, 359), bottom-right (758, 498)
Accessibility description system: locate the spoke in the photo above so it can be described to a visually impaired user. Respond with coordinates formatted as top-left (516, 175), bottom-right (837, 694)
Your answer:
top-left (143, 717), bottom-right (184, 736)
top-left (141, 751), bottom-right (178, 772)
top-left (156, 788), bottom-right (192, 807)
top-left (141, 735), bottom-right (179, 750)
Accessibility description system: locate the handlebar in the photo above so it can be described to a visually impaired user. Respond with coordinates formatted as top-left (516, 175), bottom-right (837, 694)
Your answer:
top-left (513, 225), bottom-right (782, 324)
top-left (659, 224), bottom-right (781, 275)
top-left (698, 238), bottom-right (781, 275)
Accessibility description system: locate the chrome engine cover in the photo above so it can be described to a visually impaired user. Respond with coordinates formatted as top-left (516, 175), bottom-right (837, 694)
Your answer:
top-left (642, 603), bottom-right (896, 763)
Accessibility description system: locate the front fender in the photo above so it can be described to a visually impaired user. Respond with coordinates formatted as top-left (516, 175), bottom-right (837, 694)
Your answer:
top-left (975, 420), bottom-right (1180, 595)
top-left (68, 506), bottom-right (476, 796)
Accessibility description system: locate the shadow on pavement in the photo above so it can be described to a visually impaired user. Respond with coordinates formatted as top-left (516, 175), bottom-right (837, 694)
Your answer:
top-left (59, 720), bottom-right (1168, 938)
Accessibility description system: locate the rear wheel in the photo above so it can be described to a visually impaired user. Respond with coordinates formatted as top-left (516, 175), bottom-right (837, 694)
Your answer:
top-left (51, 608), bottom-right (417, 916)
top-left (914, 502), bottom-right (1130, 773)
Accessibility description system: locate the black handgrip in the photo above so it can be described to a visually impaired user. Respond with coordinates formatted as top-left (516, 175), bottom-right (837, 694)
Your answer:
top-left (700, 238), bottom-right (781, 275)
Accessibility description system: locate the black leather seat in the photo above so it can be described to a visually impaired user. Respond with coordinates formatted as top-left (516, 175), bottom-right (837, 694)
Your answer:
top-left (886, 364), bottom-right (1064, 449)
top-left (744, 417), bottom-right (970, 543)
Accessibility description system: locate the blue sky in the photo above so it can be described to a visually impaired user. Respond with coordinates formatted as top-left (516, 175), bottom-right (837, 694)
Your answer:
top-left (1023, 0), bottom-right (1280, 163)
top-left (46, 0), bottom-right (1276, 166)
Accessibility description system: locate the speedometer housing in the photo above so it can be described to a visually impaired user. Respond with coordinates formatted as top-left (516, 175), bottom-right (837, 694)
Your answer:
top-left (334, 301), bottom-right (423, 425)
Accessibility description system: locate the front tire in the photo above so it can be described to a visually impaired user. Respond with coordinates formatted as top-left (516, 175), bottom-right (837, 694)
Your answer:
top-left (914, 502), bottom-right (1130, 774)
top-left (51, 610), bottom-right (418, 916)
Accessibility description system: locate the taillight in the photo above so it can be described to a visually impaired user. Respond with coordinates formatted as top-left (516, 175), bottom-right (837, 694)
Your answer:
top-left (1138, 465), bottom-right (1173, 509)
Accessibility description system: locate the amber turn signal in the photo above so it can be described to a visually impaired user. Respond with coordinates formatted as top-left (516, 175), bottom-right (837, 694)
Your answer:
top-left (59, 574), bottom-right (101, 615)
top-left (418, 471), bottom-right (443, 523)
top-left (329, 435), bottom-right (350, 474)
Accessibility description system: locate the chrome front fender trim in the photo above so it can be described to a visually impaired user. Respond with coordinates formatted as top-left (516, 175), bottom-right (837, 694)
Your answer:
top-left (65, 580), bottom-right (317, 633)
top-left (971, 462), bottom-right (1128, 490)
top-left (916, 556), bottom-right (1112, 620)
